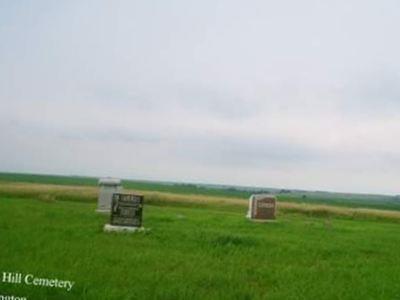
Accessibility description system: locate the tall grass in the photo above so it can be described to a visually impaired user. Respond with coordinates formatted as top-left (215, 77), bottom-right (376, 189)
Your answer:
top-left (2, 181), bottom-right (400, 223)
top-left (2, 172), bottom-right (399, 211)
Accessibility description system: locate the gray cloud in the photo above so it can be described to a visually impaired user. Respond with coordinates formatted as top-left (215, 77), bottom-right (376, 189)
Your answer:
top-left (1, 0), bottom-right (400, 194)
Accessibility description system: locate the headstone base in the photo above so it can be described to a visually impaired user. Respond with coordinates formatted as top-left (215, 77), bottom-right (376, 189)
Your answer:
top-left (103, 224), bottom-right (144, 233)
top-left (247, 218), bottom-right (277, 223)
top-left (96, 209), bottom-right (110, 214)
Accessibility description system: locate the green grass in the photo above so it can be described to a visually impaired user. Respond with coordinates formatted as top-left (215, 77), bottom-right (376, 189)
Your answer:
top-left (1, 194), bottom-right (400, 299)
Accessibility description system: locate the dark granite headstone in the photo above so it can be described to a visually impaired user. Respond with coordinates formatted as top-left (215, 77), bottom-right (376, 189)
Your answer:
top-left (110, 193), bottom-right (144, 227)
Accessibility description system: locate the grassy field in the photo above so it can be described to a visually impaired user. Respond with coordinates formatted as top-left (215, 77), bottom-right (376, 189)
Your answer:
top-left (1, 175), bottom-right (400, 299)
top-left (1, 172), bottom-right (399, 211)
top-left (0, 172), bottom-right (252, 198)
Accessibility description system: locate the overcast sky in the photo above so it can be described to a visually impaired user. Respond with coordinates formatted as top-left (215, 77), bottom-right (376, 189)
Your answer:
top-left (1, 1), bottom-right (399, 194)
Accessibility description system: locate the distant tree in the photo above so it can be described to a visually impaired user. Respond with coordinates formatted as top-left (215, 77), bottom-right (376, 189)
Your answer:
top-left (279, 189), bottom-right (291, 194)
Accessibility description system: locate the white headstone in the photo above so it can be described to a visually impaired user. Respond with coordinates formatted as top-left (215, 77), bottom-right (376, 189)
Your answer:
top-left (96, 178), bottom-right (122, 213)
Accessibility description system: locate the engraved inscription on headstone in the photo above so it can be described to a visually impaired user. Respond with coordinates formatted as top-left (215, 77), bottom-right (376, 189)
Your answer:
top-left (110, 193), bottom-right (144, 227)
top-left (247, 194), bottom-right (276, 221)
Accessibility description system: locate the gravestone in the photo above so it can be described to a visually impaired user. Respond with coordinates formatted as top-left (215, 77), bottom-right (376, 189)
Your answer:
top-left (247, 194), bottom-right (276, 221)
top-left (97, 178), bottom-right (122, 213)
top-left (104, 193), bottom-right (144, 232)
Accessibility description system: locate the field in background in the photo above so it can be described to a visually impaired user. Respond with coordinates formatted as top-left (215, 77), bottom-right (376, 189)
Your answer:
top-left (1, 181), bottom-right (400, 223)
top-left (1, 172), bottom-right (399, 211)
top-left (1, 173), bottom-right (400, 299)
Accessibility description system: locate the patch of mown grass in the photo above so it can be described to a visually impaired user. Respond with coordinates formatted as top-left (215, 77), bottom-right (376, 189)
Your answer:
top-left (210, 234), bottom-right (259, 248)
top-left (1, 196), bottom-right (400, 299)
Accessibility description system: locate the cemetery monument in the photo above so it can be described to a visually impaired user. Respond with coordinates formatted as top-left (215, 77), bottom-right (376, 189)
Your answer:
top-left (247, 194), bottom-right (277, 221)
top-left (97, 177), bottom-right (122, 213)
top-left (104, 192), bottom-right (145, 232)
